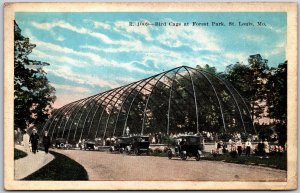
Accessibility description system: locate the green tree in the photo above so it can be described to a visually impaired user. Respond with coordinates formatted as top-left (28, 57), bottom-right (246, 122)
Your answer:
top-left (14, 21), bottom-right (56, 130)
top-left (266, 61), bottom-right (287, 124)
top-left (266, 61), bottom-right (287, 145)
top-left (225, 54), bottom-right (269, 124)
top-left (196, 64), bottom-right (217, 75)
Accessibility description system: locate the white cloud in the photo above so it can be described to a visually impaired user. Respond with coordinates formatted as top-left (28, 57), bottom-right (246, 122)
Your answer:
top-left (241, 34), bottom-right (265, 43)
top-left (50, 83), bottom-right (91, 93)
top-left (267, 26), bottom-right (285, 34)
top-left (115, 76), bottom-right (137, 83)
top-left (46, 65), bottom-right (120, 89)
top-left (31, 38), bottom-right (156, 76)
top-left (31, 49), bottom-right (88, 68)
top-left (32, 21), bottom-right (114, 44)
top-left (224, 52), bottom-right (248, 64)
top-left (52, 93), bottom-right (91, 108)
top-left (31, 20), bottom-right (150, 51)
top-left (49, 31), bottom-right (65, 42)
top-left (80, 40), bottom-right (158, 54)
top-left (93, 21), bottom-right (111, 30)
top-left (263, 41), bottom-right (286, 58)
top-left (30, 37), bottom-right (119, 67)
top-left (80, 44), bottom-right (139, 53)
top-left (157, 24), bottom-right (221, 52)
top-left (115, 60), bottom-right (158, 75)
top-left (80, 45), bottom-right (103, 52)
top-left (56, 35), bottom-right (65, 41)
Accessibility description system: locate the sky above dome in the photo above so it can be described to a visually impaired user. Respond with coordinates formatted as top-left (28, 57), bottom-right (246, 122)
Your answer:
top-left (15, 12), bottom-right (287, 108)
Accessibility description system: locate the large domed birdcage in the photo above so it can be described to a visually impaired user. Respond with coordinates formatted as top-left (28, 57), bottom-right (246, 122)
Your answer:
top-left (42, 66), bottom-right (255, 143)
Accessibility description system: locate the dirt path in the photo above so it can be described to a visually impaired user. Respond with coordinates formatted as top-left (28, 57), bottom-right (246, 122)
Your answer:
top-left (14, 145), bottom-right (54, 180)
top-left (54, 149), bottom-right (286, 181)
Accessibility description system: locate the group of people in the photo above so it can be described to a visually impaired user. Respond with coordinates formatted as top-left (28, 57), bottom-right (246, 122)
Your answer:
top-left (215, 139), bottom-right (254, 157)
top-left (214, 138), bottom-right (286, 158)
top-left (19, 128), bottom-right (51, 154)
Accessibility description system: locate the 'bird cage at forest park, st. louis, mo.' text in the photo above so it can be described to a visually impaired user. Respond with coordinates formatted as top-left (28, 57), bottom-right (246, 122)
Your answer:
top-left (42, 65), bottom-right (255, 145)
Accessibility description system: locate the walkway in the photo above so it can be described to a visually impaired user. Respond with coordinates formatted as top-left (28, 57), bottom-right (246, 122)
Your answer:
top-left (14, 145), bottom-right (54, 180)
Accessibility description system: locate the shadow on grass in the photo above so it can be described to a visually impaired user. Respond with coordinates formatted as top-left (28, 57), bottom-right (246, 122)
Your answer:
top-left (14, 148), bottom-right (27, 160)
top-left (23, 151), bottom-right (88, 180)
top-left (151, 151), bottom-right (287, 170)
top-left (201, 153), bottom-right (287, 170)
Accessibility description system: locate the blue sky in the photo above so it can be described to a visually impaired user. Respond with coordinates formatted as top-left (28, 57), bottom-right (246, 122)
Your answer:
top-left (15, 12), bottom-right (287, 108)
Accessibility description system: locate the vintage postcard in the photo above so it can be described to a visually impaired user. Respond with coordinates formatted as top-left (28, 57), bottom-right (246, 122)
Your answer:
top-left (4, 2), bottom-right (297, 190)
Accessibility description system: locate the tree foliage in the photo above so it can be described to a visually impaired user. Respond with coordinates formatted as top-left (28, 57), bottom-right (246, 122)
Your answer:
top-left (266, 61), bottom-right (287, 125)
top-left (224, 54), bottom-right (269, 123)
top-left (224, 54), bottom-right (287, 143)
top-left (266, 61), bottom-right (287, 145)
top-left (14, 21), bottom-right (56, 130)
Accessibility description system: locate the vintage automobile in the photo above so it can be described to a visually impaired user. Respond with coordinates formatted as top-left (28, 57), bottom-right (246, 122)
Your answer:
top-left (167, 135), bottom-right (204, 161)
top-left (54, 138), bottom-right (72, 149)
top-left (83, 140), bottom-right (96, 150)
top-left (126, 136), bottom-right (150, 155)
top-left (109, 137), bottom-right (131, 153)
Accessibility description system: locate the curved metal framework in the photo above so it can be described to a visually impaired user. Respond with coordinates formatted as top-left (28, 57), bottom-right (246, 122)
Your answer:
top-left (44, 66), bottom-right (255, 143)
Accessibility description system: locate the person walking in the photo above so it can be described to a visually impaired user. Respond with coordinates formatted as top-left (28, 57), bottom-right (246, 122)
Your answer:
top-left (245, 139), bottom-right (252, 157)
top-left (23, 129), bottom-right (30, 152)
top-left (43, 131), bottom-right (51, 154)
top-left (236, 139), bottom-right (243, 156)
top-left (264, 139), bottom-right (270, 158)
top-left (17, 128), bottom-right (23, 144)
top-left (29, 128), bottom-right (39, 153)
top-left (257, 140), bottom-right (265, 156)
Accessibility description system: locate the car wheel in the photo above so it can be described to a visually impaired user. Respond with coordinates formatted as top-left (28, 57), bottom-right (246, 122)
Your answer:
top-left (168, 151), bottom-right (173, 159)
top-left (196, 153), bottom-right (201, 161)
top-left (181, 153), bottom-right (187, 160)
top-left (119, 148), bottom-right (124, 154)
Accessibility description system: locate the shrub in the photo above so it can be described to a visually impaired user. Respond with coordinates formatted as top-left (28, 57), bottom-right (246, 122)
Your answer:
top-left (230, 150), bottom-right (237, 158)
top-left (154, 148), bottom-right (163, 153)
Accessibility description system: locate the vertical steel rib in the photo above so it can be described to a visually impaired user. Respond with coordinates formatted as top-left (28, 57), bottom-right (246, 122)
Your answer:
top-left (217, 76), bottom-right (256, 134)
top-left (61, 92), bottom-right (105, 139)
top-left (90, 86), bottom-right (128, 140)
top-left (42, 101), bottom-right (75, 135)
top-left (84, 90), bottom-right (114, 139)
top-left (80, 91), bottom-right (111, 139)
top-left (201, 70), bottom-right (247, 133)
top-left (50, 101), bottom-right (80, 140)
top-left (194, 69), bottom-right (227, 132)
top-left (65, 94), bottom-right (100, 142)
top-left (183, 66), bottom-right (199, 133)
top-left (103, 82), bottom-right (138, 138)
top-left (76, 92), bottom-right (112, 141)
top-left (54, 101), bottom-right (82, 140)
top-left (141, 67), bottom-right (181, 135)
top-left (122, 75), bottom-right (161, 136)
top-left (166, 68), bottom-right (182, 135)
top-left (112, 81), bottom-right (143, 136)
top-left (93, 86), bottom-right (125, 140)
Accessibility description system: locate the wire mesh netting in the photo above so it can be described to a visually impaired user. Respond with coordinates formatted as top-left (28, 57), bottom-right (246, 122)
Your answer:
top-left (43, 66), bottom-right (254, 144)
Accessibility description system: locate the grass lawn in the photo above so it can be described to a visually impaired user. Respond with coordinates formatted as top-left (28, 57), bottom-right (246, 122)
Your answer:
top-left (23, 151), bottom-right (88, 180)
top-left (151, 150), bottom-right (286, 170)
top-left (201, 153), bottom-right (287, 170)
top-left (14, 148), bottom-right (27, 160)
